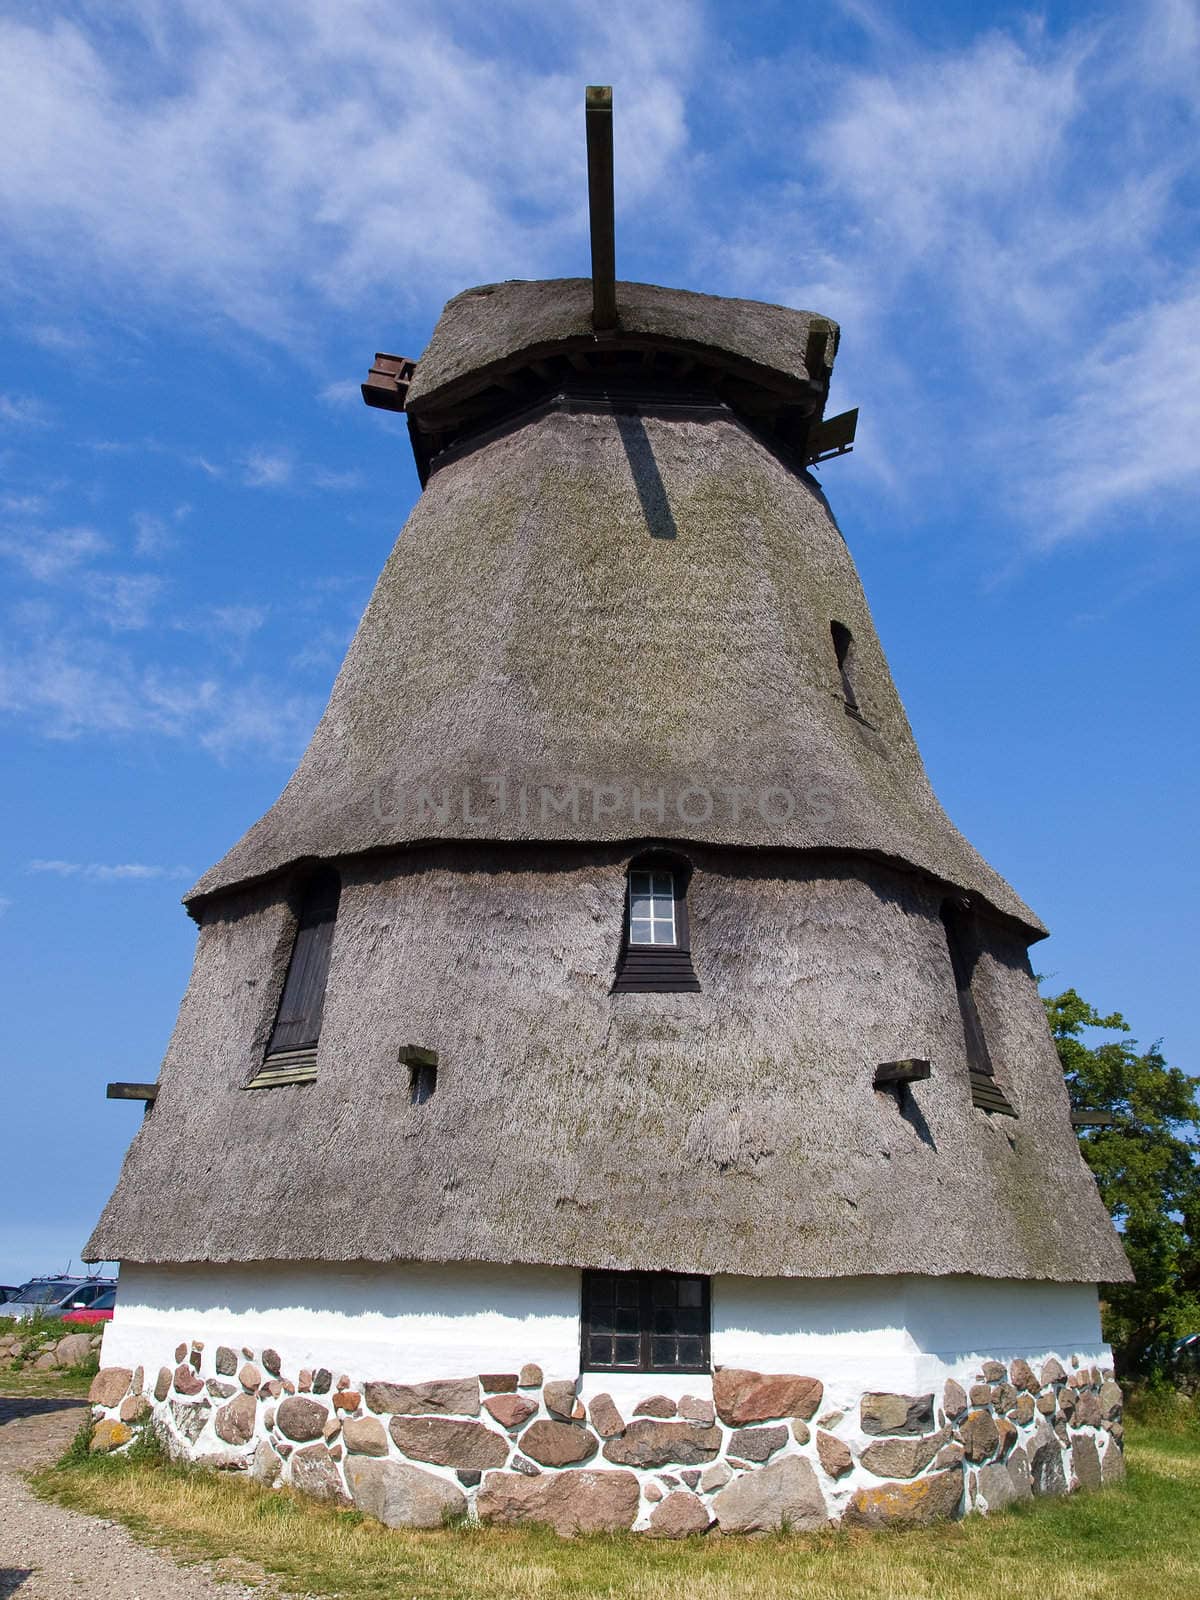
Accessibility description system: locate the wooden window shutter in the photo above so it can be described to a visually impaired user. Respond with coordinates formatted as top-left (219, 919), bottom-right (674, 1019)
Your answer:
top-left (940, 900), bottom-right (1016, 1116)
top-left (267, 870), bottom-right (341, 1057)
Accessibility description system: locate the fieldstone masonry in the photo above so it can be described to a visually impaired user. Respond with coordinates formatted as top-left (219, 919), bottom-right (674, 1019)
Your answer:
top-left (86, 1346), bottom-right (1125, 1534)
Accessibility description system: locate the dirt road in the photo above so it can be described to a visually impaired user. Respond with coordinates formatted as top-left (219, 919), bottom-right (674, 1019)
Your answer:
top-left (0, 1395), bottom-right (271, 1599)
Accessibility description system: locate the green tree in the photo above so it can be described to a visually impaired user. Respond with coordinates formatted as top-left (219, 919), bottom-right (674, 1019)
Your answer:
top-left (1043, 987), bottom-right (1200, 1376)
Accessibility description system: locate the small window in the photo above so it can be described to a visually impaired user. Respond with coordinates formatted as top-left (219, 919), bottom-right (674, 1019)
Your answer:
top-left (581, 1270), bottom-right (710, 1372)
top-left (247, 868), bottom-right (340, 1089)
top-left (612, 854), bottom-right (699, 993)
top-left (410, 1063), bottom-right (437, 1104)
top-left (399, 1044), bottom-right (438, 1104)
top-left (830, 620), bottom-right (859, 712)
top-left (628, 868), bottom-right (677, 945)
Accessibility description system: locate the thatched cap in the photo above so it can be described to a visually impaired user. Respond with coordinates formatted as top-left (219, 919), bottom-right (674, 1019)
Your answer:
top-left (405, 278), bottom-right (837, 421)
top-left (187, 399), bottom-right (1042, 935)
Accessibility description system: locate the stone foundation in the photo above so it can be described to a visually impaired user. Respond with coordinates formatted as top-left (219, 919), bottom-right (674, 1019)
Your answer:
top-left (87, 1344), bottom-right (1125, 1534)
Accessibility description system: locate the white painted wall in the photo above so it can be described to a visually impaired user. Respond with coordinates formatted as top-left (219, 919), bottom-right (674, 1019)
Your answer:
top-left (105, 1260), bottom-right (581, 1381)
top-left (106, 1261), bottom-right (1107, 1407)
top-left (710, 1273), bottom-right (1105, 1420)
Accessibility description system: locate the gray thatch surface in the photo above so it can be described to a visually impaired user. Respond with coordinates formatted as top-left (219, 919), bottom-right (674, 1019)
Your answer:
top-left (188, 402), bottom-right (1040, 933)
top-left (85, 843), bottom-right (1129, 1281)
top-left (404, 279), bottom-right (836, 417)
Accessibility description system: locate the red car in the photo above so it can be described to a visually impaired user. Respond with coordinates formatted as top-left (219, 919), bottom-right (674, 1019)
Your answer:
top-left (61, 1288), bottom-right (117, 1324)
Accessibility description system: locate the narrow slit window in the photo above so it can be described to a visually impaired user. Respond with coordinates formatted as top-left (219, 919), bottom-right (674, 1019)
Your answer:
top-left (831, 620), bottom-right (859, 712)
top-left (248, 868), bottom-right (340, 1088)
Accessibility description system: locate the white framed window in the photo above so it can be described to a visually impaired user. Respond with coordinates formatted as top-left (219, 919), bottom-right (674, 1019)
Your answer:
top-left (628, 869), bottom-right (676, 946)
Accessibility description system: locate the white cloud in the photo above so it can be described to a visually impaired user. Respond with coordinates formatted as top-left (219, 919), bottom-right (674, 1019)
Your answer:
top-left (28, 859), bottom-right (192, 882)
top-left (0, 1), bottom-right (697, 337)
top-left (319, 379), bottom-right (362, 409)
top-left (0, 623), bottom-right (319, 761)
top-left (0, 392), bottom-right (51, 426)
top-left (83, 571), bottom-right (165, 630)
top-left (0, 493), bottom-right (48, 515)
top-left (242, 448), bottom-right (294, 488)
top-left (0, 893), bottom-right (11, 916)
top-left (0, 1), bottom-right (1194, 551)
top-left (311, 467), bottom-right (363, 492)
top-left (132, 510), bottom-right (174, 557)
top-left (1034, 281), bottom-right (1200, 539)
top-left (0, 524), bottom-right (108, 581)
top-left (703, 10), bottom-right (1200, 544)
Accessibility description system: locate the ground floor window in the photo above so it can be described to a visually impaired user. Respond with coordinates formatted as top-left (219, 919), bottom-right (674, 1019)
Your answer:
top-left (581, 1269), bottom-right (710, 1373)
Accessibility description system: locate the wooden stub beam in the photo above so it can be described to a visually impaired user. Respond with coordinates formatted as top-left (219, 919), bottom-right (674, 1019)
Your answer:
top-left (106, 1082), bottom-right (158, 1102)
top-left (1071, 1110), bottom-right (1116, 1128)
top-left (585, 86), bottom-right (617, 333)
top-left (874, 1059), bottom-right (932, 1089)
top-left (362, 353), bottom-right (417, 413)
top-left (398, 1044), bottom-right (438, 1068)
top-left (805, 407), bottom-right (858, 466)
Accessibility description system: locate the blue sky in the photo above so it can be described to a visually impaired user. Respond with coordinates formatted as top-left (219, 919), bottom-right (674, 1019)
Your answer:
top-left (1, 0), bottom-right (1197, 1283)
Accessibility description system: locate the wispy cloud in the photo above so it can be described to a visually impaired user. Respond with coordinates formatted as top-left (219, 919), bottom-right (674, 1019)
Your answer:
top-left (311, 467), bottom-right (363, 492)
top-left (28, 859), bottom-right (193, 882)
top-left (242, 448), bottom-right (294, 489)
top-left (0, 1), bottom-right (1195, 554)
top-left (703, 5), bottom-right (1200, 546)
top-left (0, 2), bottom-right (696, 337)
top-left (0, 392), bottom-right (51, 426)
top-left (0, 624), bottom-right (320, 760)
top-left (0, 524), bottom-right (108, 581)
top-left (319, 379), bottom-right (362, 409)
top-left (132, 510), bottom-right (175, 557)
top-left (1032, 280), bottom-right (1200, 539)
top-left (83, 571), bottom-right (164, 630)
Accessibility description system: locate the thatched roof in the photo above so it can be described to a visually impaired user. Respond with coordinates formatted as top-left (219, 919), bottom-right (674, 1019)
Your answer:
top-left (404, 278), bottom-right (835, 419)
top-left (87, 279), bottom-right (1130, 1283)
top-left (85, 843), bottom-right (1130, 1282)
top-left (188, 333), bottom-right (1040, 933)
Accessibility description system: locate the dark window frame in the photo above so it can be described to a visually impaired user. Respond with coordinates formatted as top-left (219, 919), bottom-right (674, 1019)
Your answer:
top-left (611, 851), bottom-right (700, 993)
top-left (581, 1269), bottom-right (711, 1374)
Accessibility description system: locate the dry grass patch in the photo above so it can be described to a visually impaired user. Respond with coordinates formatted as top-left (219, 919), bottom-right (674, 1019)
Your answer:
top-left (31, 1427), bottom-right (1200, 1600)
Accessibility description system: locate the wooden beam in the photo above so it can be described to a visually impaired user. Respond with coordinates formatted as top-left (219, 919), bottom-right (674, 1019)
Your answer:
top-left (805, 407), bottom-right (858, 466)
top-left (399, 1044), bottom-right (438, 1068)
top-left (361, 353), bottom-right (416, 413)
top-left (106, 1082), bottom-right (158, 1102)
top-left (585, 86), bottom-right (617, 333)
top-left (874, 1059), bottom-right (932, 1089)
top-left (1071, 1110), bottom-right (1116, 1128)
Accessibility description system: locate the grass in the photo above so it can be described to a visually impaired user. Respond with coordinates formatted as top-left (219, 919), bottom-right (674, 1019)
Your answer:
top-left (28, 1410), bottom-right (1200, 1600)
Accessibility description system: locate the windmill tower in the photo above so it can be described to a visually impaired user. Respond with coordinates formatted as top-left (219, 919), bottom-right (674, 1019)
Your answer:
top-left (86, 89), bottom-right (1129, 1533)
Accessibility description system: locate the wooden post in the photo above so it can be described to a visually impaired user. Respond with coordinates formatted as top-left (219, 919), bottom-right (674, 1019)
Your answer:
top-left (586, 86), bottom-right (617, 333)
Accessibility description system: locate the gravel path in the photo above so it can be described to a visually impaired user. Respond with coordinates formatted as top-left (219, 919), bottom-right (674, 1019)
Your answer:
top-left (0, 1395), bottom-right (275, 1600)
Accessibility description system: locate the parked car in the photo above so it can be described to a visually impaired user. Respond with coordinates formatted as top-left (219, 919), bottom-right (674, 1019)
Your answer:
top-left (3, 1278), bottom-right (116, 1322)
top-left (0, 1286), bottom-right (20, 1305)
top-left (61, 1287), bottom-right (117, 1325)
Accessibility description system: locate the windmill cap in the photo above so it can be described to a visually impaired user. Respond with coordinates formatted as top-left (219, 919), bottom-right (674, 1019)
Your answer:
top-left (405, 277), bottom-right (839, 422)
